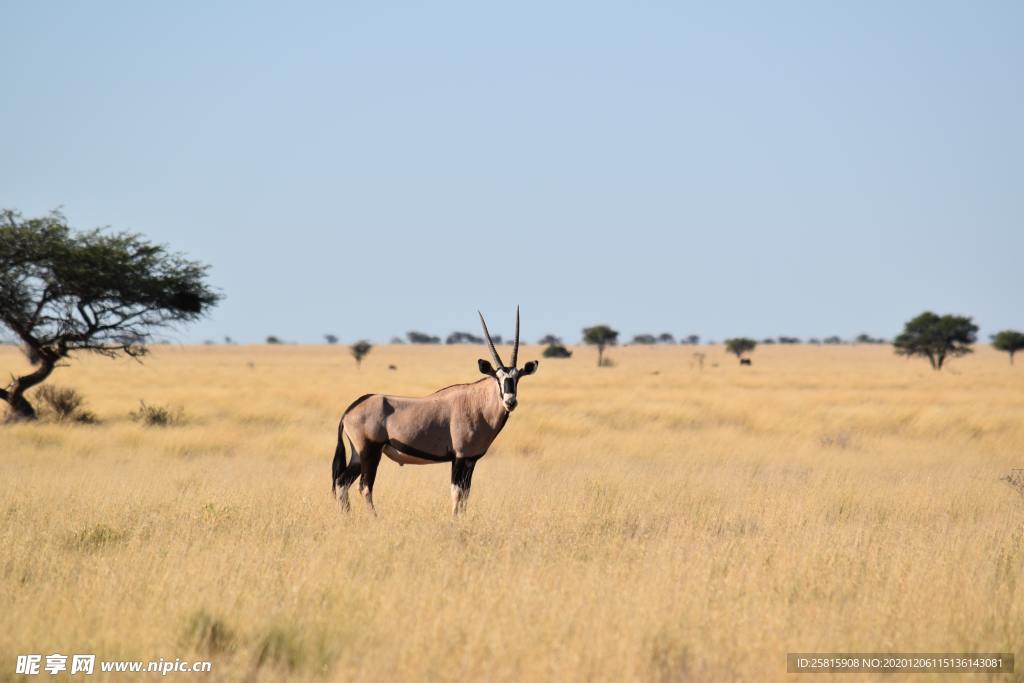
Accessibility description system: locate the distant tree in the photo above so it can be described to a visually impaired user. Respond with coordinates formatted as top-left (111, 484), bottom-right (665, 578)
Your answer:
top-left (684, 334), bottom-right (700, 345)
top-left (893, 311), bottom-right (978, 370)
top-left (203, 339), bottom-right (216, 345)
top-left (823, 336), bottom-right (843, 345)
top-left (542, 343), bottom-right (572, 358)
top-left (761, 338), bottom-right (776, 344)
top-left (778, 336), bottom-right (801, 344)
top-left (350, 340), bottom-right (372, 369)
top-left (582, 325), bottom-right (619, 367)
top-left (0, 209), bottom-right (220, 421)
top-left (657, 333), bottom-right (676, 344)
top-left (324, 334), bottom-right (339, 345)
top-left (224, 336), bottom-right (234, 344)
top-left (407, 331), bottom-right (440, 344)
top-left (266, 335), bottom-right (282, 344)
top-left (390, 336), bottom-right (405, 344)
top-left (724, 338), bottom-right (757, 363)
top-left (691, 351), bottom-right (706, 371)
top-left (538, 334), bottom-right (562, 345)
top-left (631, 334), bottom-right (657, 345)
top-left (446, 331), bottom-right (484, 345)
top-left (808, 338), bottom-right (821, 345)
top-left (991, 330), bottom-right (1024, 366)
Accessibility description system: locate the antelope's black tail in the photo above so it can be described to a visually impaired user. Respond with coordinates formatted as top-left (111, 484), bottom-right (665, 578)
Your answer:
top-left (331, 427), bottom-right (347, 495)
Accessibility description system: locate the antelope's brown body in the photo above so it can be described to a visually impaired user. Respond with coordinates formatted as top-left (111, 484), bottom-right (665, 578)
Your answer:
top-left (331, 308), bottom-right (537, 515)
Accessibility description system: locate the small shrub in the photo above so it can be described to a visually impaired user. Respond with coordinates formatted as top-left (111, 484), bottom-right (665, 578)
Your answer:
top-left (649, 630), bottom-right (691, 683)
top-left (819, 432), bottom-right (851, 449)
top-left (68, 523), bottom-right (128, 551)
top-left (1002, 469), bottom-right (1024, 498)
top-left (254, 625), bottom-right (305, 671)
top-left (181, 609), bottom-right (236, 655)
top-left (35, 385), bottom-right (97, 423)
top-left (130, 401), bottom-right (185, 427)
top-left (543, 343), bottom-right (572, 359)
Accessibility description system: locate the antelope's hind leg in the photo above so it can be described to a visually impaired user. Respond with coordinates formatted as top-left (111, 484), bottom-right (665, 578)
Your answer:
top-left (359, 443), bottom-right (383, 515)
top-left (451, 457), bottom-right (477, 516)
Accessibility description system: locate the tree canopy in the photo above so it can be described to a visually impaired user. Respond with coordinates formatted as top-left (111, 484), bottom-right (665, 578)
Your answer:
top-left (724, 338), bottom-right (757, 360)
top-left (0, 209), bottom-right (220, 419)
top-left (893, 311), bottom-right (977, 370)
top-left (991, 330), bottom-right (1024, 365)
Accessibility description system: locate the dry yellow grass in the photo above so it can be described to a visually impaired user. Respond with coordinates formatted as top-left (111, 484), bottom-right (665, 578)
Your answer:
top-left (1, 343), bottom-right (1022, 682)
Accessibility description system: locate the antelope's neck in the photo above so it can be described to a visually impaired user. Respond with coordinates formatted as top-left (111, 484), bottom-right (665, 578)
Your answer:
top-left (473, 378), bottom-right (509, 430)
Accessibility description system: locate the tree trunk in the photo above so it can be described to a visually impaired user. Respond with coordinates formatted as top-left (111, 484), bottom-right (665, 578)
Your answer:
top-left (1, 359), bottom-right (56, 422)
top-left (1011, 351), bottom-right (1015, 366)
top-left (597, 344), bottom-right (604, 368)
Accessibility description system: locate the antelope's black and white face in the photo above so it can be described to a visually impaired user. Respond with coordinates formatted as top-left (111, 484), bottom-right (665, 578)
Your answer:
top-left (477, 306), bottom-right (537, 412)
top-left (478, 360), bottom-right (539, 412)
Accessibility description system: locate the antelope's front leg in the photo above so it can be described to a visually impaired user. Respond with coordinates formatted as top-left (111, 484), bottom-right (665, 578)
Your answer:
top-left (450, 457), bottom-right (476, 515)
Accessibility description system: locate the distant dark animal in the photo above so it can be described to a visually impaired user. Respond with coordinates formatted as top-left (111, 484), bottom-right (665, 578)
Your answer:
top-left (388, 364), bottom-right (397, 371)
top-left (740, 358), bottom-right (752, 366)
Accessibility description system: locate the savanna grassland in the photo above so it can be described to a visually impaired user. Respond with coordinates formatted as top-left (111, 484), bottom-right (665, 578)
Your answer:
top-left (1, 343), bottom-right (1022, 682)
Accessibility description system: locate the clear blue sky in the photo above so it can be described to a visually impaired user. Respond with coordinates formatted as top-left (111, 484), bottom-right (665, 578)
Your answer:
top-left (2, 2), bottom-right (1021, 344)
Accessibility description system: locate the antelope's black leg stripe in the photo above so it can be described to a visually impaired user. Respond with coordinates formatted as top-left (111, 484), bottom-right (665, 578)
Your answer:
top-left (451, 457), bottom-right (477, 488)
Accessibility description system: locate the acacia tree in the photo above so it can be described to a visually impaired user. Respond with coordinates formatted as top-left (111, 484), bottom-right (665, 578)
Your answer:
top-left (724, 337), bottom-right (756, 363)
top-left (351, 340), bottom-right (372, 369)
top-left (0, 209), bottom-right (220, 420)
top-left (893, 311), bottom-right (977, 370)
top-left (582, 325), bottom-right (618, 367)
top-left (992, 330), bottom-right (1024, 366)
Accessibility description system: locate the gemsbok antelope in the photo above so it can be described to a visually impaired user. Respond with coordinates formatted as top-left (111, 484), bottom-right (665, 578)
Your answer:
top-left (331, 308), bottom-right (539, 515)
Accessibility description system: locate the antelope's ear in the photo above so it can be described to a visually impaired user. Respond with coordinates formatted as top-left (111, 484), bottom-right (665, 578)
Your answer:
top-left (478, 359), bottom-right (496, 376)
top-left (520, 360), bottom-right (539, 376)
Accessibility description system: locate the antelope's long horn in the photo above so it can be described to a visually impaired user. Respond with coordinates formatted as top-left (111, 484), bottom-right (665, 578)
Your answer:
top-left (478, 311), bottom-right (505, 368)
top-left (510, 305), bottom-right (520, 368)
